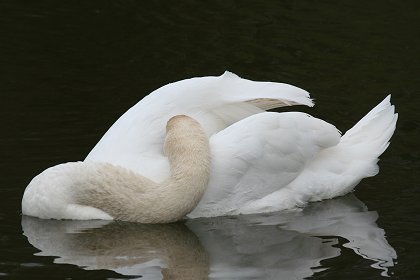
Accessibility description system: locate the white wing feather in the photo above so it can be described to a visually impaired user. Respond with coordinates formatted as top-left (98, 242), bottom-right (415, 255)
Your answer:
top-left (86, 72), bottom-right (312, 182)
top-left (188, 112), bottom-right (341, 218)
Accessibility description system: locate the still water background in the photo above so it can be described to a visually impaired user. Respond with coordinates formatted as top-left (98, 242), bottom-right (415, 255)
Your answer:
top-left (1, 0), bottom-right (419, 279)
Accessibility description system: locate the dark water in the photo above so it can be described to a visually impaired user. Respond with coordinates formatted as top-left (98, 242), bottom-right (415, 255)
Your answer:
top-left (1, 0), bottom-right (419, 279)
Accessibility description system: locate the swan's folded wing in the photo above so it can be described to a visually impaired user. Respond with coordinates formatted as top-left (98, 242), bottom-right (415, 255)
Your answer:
top-left (189, 112), bottom-right (341, 218)
top-left (86, 72), bottom-right (312, 181)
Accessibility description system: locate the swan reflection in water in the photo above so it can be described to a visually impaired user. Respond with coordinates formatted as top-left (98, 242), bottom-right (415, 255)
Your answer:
top-left (22, 194), bottom-right (396, 279)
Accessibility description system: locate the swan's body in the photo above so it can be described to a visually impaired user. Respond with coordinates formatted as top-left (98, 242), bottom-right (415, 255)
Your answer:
top-left (22, 71), bottom-right (397, 221)
top-left (85, 72), bottom-right (397, 218)
top-left (22, 116), bottom-right (210, 223)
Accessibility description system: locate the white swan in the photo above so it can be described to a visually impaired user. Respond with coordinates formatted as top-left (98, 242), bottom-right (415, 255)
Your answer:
top-left (22, 71), bottom-right (397, 221)
top-left (22, 115), bottom-right (210, 223)
top-left (85, 71), bottom-right (397, 218)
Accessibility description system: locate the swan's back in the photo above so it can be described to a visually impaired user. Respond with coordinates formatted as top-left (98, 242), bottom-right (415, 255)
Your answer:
top-left (85, 72), bottom-right (313, 182)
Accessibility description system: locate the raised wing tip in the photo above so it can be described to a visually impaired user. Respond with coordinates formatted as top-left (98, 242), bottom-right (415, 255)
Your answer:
top-left (284, 97), bottom-right (314, 107)
top-left (305, 98), bottom-right (315, 107)
top-left (292, 94), bottom-right (314, 107)
top-left (221, 72), bottom-right (314, 108)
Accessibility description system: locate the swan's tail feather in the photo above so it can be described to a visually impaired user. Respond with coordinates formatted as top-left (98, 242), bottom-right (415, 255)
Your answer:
top-left (340, 95), bottom-right (398, 165)
top-left (292, 95), bottom-right (397, 202)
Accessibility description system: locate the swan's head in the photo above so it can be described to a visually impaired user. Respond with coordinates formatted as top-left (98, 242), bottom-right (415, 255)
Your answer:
top-left (21, 162), bottom-right (97, 219)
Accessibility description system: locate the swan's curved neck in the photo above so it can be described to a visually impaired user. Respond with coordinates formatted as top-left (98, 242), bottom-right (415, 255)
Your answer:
top-left (159, 115), bottom-right (211, 219)
top-left (22, 115), bottom-right (211, 223)
top-left (86, 115), bottom-right (211, 223)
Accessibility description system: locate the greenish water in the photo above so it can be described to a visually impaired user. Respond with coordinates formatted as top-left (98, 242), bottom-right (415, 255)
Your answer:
top-left (1, 0), bottom-right (419, 279)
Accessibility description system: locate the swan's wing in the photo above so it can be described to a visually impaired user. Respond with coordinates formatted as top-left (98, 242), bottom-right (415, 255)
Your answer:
top-left (86, 72), bottom-right (313, 181)
top-left (188, 112), bottom-right (341, 218)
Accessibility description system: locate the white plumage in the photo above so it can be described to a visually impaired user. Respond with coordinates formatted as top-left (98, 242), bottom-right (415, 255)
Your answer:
top-left (201, 96), bottom-right (397, 217)
top-left (87, 71), bottom-right (397, 218)
top-left (23, 71), bottom-right (397, 220)
top-left (86, 71), bottom-right (313, 182)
